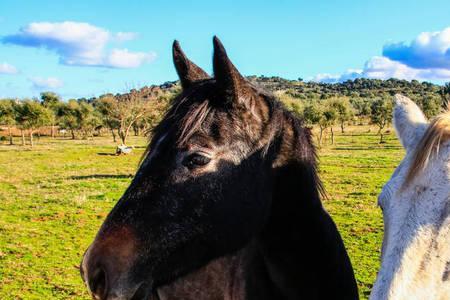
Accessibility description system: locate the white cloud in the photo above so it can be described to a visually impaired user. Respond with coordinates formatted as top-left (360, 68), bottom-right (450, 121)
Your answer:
top-left (30, 77), bottom-right (64, 90)
top-left (312, 69), bottom-right (363, 83)
top-left (3, 21), bottom-right (154, 69)
top-left (383, 27), bottom-right (450, 69)
top-left (0, 62), bottom-right (18, 74)
top-left (312, 57), bottom-right (450, 83)
top-left (364, 56), bottom-right (450, 80)
top-left (313, 27), bottom-right (450, 83)
top-left (114, 32), bottom-right (138, 42)
top-left (311, 73), bottom-right (339, 83)
top-left (106, 49), bottom-right (156, 68)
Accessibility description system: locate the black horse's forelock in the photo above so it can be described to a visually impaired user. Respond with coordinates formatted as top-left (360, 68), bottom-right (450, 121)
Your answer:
top-left (140, 81), bottom-right (215, 163)
top-left (142, 80), bottom-right (270, 163)
top-left (177, 99), bottom-right (212, 146)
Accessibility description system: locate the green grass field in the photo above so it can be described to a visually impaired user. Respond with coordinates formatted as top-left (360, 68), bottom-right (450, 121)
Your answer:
top-left (0, 127), bottom-right (403, 299)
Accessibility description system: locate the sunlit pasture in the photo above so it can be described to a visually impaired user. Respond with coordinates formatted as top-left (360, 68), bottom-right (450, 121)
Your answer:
top-left (0, 126), bottom-right (402, 299)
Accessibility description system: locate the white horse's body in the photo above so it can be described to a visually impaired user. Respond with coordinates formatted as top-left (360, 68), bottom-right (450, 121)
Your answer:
top-left (370, 95), bottom-right (450, 300)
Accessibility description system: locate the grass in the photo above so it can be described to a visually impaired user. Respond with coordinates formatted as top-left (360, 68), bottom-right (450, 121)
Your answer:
top-left (0, 126), bottom-right (403, 299)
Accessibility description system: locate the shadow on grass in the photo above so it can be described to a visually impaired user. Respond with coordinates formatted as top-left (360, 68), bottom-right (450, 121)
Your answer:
top-left (69, 174), bottom-right (133, 180)
top-left (97, 152), bottom-right (117, 156)
top-left (333, 145), bottom-right (403, 151)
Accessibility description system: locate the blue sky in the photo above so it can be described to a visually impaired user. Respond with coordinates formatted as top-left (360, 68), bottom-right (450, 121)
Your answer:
top-left (1, 0), bottom-right (450, 99)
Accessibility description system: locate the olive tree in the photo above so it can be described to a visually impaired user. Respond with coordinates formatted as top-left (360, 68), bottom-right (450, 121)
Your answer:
top-left (418, 94), bottom-right (442, 119)
top-left (302, 101), bottom-right (335, 145)
top-left (302, 102), bottom-right (321, 126)
top-left (370, 98), bottom-right (392, 143)
top-left (350, 97), bottom-right (371, 124)
top-left (0, 99), bottom-right (16, 145)
top-left (57, 100), bottom-right (81, 139)
top-left (440, 82), bottom-right (450, 109)
top-left (97, 94), bottom-right (151, 145)
top-left (78, 101), bottom-right (102, 138)
top-left (40, 92), bottom-right (61, 138)
top-left (94, 96), bottom-right (120, 142)
top-left (329, 97), bottom-right (354, 133)
top-left (57, 100), bottom-right (100, 139)
top-left (319, 101), bottom-right (337, 145)
top-left (14, 100), bottom-right (51, 146)
top-left (141, 93), bottom-right (174, 135)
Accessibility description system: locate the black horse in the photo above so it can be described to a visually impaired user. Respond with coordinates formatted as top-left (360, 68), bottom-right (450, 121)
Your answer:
top-left (81, 37), bottom-right (359, 300)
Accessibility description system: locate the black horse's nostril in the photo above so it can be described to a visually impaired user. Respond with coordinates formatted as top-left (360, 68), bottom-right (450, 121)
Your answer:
top-left (82, 227), bottom-right (138, 299)
top-left (89, 267), bottom-right (108, 299)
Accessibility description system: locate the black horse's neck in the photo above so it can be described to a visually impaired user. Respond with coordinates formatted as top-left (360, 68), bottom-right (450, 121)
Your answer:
top-left (247, 113), bottom-right (359, 300)
top-left (270, 114), bottom-right (324, 222)
top-left (153, 112), bottom-right (358, 300)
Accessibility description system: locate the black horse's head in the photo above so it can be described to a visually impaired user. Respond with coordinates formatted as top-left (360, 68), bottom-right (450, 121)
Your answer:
top-left (81, 37), bottom-right (282, 300)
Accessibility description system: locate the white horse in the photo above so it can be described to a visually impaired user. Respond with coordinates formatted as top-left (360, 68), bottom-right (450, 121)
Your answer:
top-left (370, 94), bottom-right (450, 300)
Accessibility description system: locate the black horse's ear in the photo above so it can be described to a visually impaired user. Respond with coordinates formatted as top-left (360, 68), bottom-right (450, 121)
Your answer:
top-left (213, 36), bottom-right (250, 102)
top-left (173, 40), bottom-right (210, 89)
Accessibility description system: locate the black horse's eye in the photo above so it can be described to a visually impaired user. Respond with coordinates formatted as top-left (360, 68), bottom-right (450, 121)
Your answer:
top-left (183, 153), bottom-right (211, 169)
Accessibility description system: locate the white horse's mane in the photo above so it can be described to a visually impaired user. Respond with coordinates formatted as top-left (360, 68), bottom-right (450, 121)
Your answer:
top-left (404, 109), bottom-right (450, 187)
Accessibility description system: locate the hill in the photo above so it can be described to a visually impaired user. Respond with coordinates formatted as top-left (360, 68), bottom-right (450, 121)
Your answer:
top-left (104, 77), bottom-right (447, 112)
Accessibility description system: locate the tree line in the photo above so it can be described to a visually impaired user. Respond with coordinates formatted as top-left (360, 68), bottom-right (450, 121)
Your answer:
top-left (1, 79), bottom-right (449, 146)
top-left (0, 90), bottom-right (174, 147)
top-left (276, 81), bottom-right (450, 144)
top-left (280, 95), bottom-right (393, 144)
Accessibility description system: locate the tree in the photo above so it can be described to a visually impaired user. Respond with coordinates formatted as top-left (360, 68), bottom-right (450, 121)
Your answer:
top-left (319, 101), bottom-right (337, 145)
top-left (56, 100), bottom-right (99, 139)
top-left (350, 97), bottom-right (371, 123)
top-left (418, 94), bottom-right (441, 118)
top-left (78, 101), bottom-right (102, 138)
top-left (0, 99), bottom-right (16, 145)
top-left (302, 101), bottom-right (336, 145)
top-left (97, 94), bottom-right (151, 145)
top-left (40, 92), bottom-right (61, 138)
top-left (57, 100), bottom-right (81, 139)
top-left (370, 98), bottom-right (392, 143)
top-left (303, 102), bottom-right (323, 145)
top-left (40, 91), bottom-right (60, 107)
top-left (141, 93), bottom-right (173, 134)
top-left (302, 102), bottom-right (322, 127)
top-left (329, 97), bottom-right (354, 133)
top-left (440, 82), bottom-right (450, 109)
top-left (94, 97), bottom-right (120, 142)
top-left (132, 117), bottom-right (146, 136)
top-left (14, 100), bottom-right (51, 147)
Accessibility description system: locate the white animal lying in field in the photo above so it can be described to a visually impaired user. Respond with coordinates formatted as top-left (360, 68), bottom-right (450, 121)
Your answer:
top-left (370, 94), bottom-right (450, 300)
top-left (116, 144), bottom-right (133, 155)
